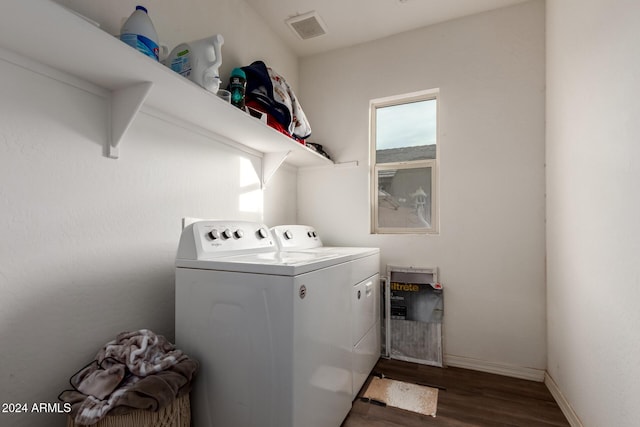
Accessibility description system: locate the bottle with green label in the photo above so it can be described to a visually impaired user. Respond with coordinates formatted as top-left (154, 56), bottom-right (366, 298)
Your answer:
top-left (229, 68), bottom-right (246, 110)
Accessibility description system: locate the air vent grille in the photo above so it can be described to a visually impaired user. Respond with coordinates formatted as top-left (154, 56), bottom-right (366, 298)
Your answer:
top-left (286, 11), bottom-right (327, 40)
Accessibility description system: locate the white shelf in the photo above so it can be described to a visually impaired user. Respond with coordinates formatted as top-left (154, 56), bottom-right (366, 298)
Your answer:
top-left (0, 0), bottom-right (333, 184)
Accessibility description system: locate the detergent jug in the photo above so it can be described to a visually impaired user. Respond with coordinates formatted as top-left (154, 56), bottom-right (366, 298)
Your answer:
top-left (164, 34), bottom-right (224, 93)
top-left (120, 5), bottom-right (160, 61)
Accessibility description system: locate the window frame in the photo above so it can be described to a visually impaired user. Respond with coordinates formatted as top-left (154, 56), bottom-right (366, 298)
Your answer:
top-left (370, 89), bottom-right (439, 235)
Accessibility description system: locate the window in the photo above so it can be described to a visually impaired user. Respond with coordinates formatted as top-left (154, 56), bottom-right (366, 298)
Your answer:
top-left (370, 89), bottom-right (438, 234)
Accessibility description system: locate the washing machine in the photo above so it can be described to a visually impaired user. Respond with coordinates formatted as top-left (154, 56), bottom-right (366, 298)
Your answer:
top-left (270, 225), bottom-right (381, 399)
top-left (175, 220), bottom-right (371, 427)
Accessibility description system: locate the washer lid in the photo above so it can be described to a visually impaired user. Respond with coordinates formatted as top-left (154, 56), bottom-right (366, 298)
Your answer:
top-left (176, 250), bottom-right (351, 275)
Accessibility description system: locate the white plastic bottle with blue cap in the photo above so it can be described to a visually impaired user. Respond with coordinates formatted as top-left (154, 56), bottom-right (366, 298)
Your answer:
top-left (120, 5), bottom-right (160, 61)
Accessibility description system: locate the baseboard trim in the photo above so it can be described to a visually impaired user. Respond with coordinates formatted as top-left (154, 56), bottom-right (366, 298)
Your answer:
top-left (544, 372), bottom-right (583, 427)
top-left (427, 354), bottom-right (582, 425)
top-left (444, 354), bottom-right (545, 382)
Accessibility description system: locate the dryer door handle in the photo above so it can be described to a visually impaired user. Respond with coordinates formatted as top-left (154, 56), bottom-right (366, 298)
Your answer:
top-left (365, 280), bottom-right (373, 297)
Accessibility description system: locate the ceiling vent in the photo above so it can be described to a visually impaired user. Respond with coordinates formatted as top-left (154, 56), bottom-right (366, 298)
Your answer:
top-left (285, 11), bottom-right (328, 40)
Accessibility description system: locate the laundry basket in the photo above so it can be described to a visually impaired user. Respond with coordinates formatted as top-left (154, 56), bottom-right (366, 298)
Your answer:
top-left (66, 393), bottom-right (190, 427)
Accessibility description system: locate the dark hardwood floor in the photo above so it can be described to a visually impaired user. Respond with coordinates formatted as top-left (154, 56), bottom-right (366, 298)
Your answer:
top-left (342, 358), bottom-right (570, 427)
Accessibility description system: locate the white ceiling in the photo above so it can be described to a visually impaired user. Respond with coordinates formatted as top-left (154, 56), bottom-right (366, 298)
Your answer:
top-left (244, 0), bottom-right (530, 57)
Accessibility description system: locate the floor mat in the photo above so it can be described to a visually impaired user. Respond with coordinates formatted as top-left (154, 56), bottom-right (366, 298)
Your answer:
top-left (362, 377), bottom-right (438, 417)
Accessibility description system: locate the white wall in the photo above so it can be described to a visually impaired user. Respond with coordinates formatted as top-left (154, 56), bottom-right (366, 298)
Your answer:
top-left (546, 1), bottom-right (640, 425)
top-left (0, 2), bottom-right (297, 426)
top-left (264, 163), bottom-right (298, 225)
top-left (298, 0), bottom-right (546, 378)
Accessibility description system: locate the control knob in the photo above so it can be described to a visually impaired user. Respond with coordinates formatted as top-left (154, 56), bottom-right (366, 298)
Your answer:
top-left (221, 229), bottom-right (233, 240)
top-left (207, 229), bottom-right (220, 240)
top-left (284, 230), bottom-right (293, 240)
top-left (257, 228), bottom-right (269, 239)
top-left (233, 229), bottom-right (244, 239)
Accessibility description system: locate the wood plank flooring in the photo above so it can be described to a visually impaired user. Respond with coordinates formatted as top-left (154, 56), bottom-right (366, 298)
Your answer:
top-left (342, 358), bottom-right (570, 427)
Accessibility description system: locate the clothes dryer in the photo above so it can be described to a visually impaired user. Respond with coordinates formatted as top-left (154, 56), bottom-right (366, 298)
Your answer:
top-left (270, 225), bottom-right (381, 399)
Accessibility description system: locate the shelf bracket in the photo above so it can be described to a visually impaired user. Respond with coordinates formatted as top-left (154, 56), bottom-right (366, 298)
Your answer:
top-left (262, 151), bottom-right (291, 188)
top-left (108, 81), bottom-right (153, 159)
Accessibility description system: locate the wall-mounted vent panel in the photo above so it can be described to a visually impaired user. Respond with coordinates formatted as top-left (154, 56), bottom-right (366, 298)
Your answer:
top-left (286, 11), bottom-right (328, 40)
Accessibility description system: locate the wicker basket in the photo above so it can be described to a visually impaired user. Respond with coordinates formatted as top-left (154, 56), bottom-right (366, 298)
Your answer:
top-left (66, 393), bottom-right (190, 427)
